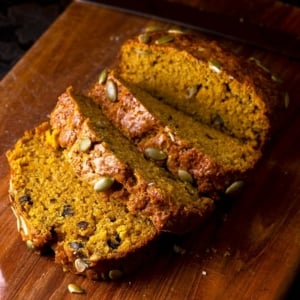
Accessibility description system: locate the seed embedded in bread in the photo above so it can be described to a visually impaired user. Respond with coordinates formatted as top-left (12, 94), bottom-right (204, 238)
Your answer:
top-left (50, 87), bottom-right (215, 233)
top-left (6, 122), bottom-right (159, 279)
top-left (117, 30), bottom-right (285, 149)
top-left (89, 71), bottom-right (260, 197)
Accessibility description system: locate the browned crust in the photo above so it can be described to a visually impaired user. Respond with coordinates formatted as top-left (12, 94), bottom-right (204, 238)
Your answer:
top-left (6, 123), bottom-right (159, 280)
top-left (89, 72), bottom-right (246, 198)
top-left (50, 87), bottom-right (215, 233)
top-left (116, 30), bottom-right (285, 148)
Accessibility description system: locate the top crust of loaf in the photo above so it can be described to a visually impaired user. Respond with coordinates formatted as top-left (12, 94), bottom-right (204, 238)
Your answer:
top-left (50, 87), bottom-right (215, 234)
top-left (117, 30), bottom-right (285, 148)
top-left (6, 122), bottom-right (158, 279)
top-left (89, 71), bottom-right (261, 198)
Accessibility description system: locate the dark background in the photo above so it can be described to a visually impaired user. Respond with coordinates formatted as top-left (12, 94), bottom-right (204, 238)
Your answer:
top-left (0, 0), bottom-right (299, 79)
top-left (0, 0), bottom-right (299, 298)
top-left (0, 0), bottom-right (71, 79)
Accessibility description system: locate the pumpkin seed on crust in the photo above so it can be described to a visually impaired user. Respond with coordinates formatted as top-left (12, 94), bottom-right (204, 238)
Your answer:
top-left (98, 68), bottom-right (108, 84)
top-left (178, 169), bottom-right (193, 184)
top-left (94, 177), bottom-right (115, 192)
top-left (155, 35), bottom-right (174, 45)
top-left (144, 147), bottom-right (167, 161)
top-left (79, 137), bottom-right (92, 152)
top-left (105, 80), bottom-right (118, 102)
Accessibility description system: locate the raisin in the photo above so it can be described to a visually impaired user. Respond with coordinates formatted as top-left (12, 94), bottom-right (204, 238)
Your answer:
top-left (61, 204), bottom-right (73, 217)
top-left (19, 194), bottom-right (33, 205)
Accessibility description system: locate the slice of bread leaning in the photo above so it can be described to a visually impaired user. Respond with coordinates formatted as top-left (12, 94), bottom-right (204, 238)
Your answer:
top-left (6, 122), bottom-right (158, 280)
top-left (117, 29), bottom-right (285, 149)
top-left (89, 71), bottom-right (259, 198)
top-left (50, 87), bottom-right (214, 234)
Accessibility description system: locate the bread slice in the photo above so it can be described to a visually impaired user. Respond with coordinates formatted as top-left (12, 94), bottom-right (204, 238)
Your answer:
top-left (117, 29), bottom-right (285, 149)
top-left (50, 87), bottom-right (214, 234)
top-left (6, 122), bottom-right (158, 280)
top-left (89, 71), bottom-right (259, 198)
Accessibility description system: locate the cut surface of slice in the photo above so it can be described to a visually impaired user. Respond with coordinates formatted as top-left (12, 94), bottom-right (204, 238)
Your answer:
top-left (6, 122), bottom-right (158, 279)
top-left (89, 71), bottom-right (259, 197)
top-left (117, 30), bottom-right (285, 148)
top-left (50, 87), bottom-right (214, 233)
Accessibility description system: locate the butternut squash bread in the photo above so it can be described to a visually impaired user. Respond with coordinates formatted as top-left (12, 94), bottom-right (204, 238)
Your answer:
top-left (117, 30), bottom-right (285, 148)
top-left (50, 87), bottom-right (214, 234)
top-left (89, 71), bottom-right (260, 198)
top-left (6, 122), bottom-right (158, 280)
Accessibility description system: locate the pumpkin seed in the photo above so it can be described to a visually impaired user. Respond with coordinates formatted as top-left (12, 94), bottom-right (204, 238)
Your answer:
top-left (74, 258), bottom-right (89, 273)
top-left (79, 137), bottom-right (91, 152)
top-left (67, 283), bottom-right (85, 294)
top-left (208, 59), bottom-right (222, 73)
top-left (144, 24), bottom-right (162, 32)
top-left (271, 74), bottom-right (283, 83)
top-left (185, 86), bottom-right (198, 99)
top-left (167, 28), bottom-right (187, 34)
top-left (108, 269), bottom-right (123, 280)
top-left (144, 147), bottom-right (167, 161)
top-left (105, 80), bottom-right (118, 102)
top-left (98, 68), bottom-right (108, 84)
top-left (138, 33), bottom-right (151, 43)
top-left (155, 35), bottom-right (174, 45)
top-left (284, 92), bottom-right (290, 109)
top-left (225, 180), bottom-right (245, 195)
top-left (178, 169), bottom-right (193, 183)
top-left (26, 240), bottom-right (35, 251)
top-left (94, 177), bottom-right (115, 192)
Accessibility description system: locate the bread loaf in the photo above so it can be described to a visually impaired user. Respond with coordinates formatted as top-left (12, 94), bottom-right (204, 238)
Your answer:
top-left (6, 122), bottom-right (158, 280)
top-left (6, 28), bottom-right (283, 280)
top-left (50, 87), bottom-right (214, 234)
top-left (89, 71), bottom-right (260, 198)
top-left (117, 30), bottom-right (285, 149)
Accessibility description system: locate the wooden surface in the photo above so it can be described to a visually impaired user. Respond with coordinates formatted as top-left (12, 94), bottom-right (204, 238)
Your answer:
top-left (0, 1), bottom-right (300, 299)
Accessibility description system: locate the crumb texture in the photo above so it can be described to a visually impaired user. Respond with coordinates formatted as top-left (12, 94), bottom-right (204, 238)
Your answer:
top-left (6, 122), bottom-right (158, 278)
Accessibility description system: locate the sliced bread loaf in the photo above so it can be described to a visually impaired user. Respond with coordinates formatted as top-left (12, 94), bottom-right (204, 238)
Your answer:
top-left (6, 122), bottom-right (158, 280)
top-left (117, 29), bottom-right (285, 148)
top-left (89, 71), bottom-right (260, 198)
top-left (50, 87), bottom-right (214, 234)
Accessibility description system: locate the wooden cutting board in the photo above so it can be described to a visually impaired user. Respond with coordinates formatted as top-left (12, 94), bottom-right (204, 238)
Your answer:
top-left (0, 1), bottom-right (300, 299)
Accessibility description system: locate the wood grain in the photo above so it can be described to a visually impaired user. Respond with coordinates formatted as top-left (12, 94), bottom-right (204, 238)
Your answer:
top-left (0, 1), bottom-right (300, 299)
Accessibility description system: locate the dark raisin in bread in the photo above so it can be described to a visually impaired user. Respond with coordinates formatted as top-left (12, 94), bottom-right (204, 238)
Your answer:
top-left (6, 122), bottom-right (158, 280)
